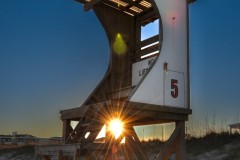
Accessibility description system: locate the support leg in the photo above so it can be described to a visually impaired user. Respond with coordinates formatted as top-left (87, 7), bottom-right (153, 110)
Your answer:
top-left (176, 121), bottom-right (186, 160)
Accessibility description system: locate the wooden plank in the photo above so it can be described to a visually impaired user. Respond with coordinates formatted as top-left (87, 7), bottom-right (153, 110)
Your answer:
top-left (133, 110), bottom-right (188, 120)
top-left (60, 102), bottom-right (105, 120)
top-left (87, 150), bottom-right (99, 160)
top-left (126, 127), bottom-right (149, 160)
top-left (102, 1), bottom-right (137, 16)
top-left (136, 43), bottom-right (159, 56)
top-left (137, 9), bottom-right (159, 25)
top-left (77, 109), bottom-right (105, 143)
top-left (107, 86), bottom-right (134, 100)
top-left (121, 0), bottom-right (146, 11)
top-left (72, 103), bottom-right (105, 143)
top-left (128, 114), bottom-right (188, 126)
top-left (67, 121), bottom-right (103, 144)
top-left (83, 127), bottom-right (103, 143)
top-left (176, 121), bottom-right (186, 160)
top-left (60, 106), bottom-right (89, 120)
top-left (62, 120), bottom-right (73, 143)
top-left (123, 142), bottom-right (132, 160)
top-left (136, 35), bottom-right (159, 50)
top-left (126, 102), bottom-right (192, 115)
top-left (67, 106), bottom-right (105, 143)
top-left (82, 101), bottom-right (189, 125)
top-left (155, 122), bottom-right (183, 160)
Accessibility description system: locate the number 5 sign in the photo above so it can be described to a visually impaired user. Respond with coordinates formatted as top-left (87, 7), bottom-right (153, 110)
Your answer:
top-left (164, 71), bottom-right (185, 108)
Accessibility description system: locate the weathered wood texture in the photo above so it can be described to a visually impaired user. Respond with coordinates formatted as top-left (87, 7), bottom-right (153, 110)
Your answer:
top-left (77, 0), bottom-right (161, 106)
top-left (155, 121), bottom-right (186, 160)
top-left (36, 0), bottom-right (194, 159)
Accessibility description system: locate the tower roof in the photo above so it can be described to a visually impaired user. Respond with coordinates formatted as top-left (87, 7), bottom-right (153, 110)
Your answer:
top-left (76, 0), bottom-right (196, 17)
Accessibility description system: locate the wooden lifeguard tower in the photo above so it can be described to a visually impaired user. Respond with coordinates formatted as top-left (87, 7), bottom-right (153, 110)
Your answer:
top-left (36, 0), bottom-right (196, 159)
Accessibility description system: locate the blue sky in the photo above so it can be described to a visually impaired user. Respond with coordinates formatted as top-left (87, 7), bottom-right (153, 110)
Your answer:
top-left (189, 0), bottom-right (240, 134)
top-left (0, 0), bottom-right (109, 137)
top-left (0, 0), bottom-right (240, 138)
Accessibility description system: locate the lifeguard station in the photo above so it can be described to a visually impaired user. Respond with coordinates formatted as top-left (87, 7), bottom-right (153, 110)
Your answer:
top-left (36, 0), bottom-right (196, 159)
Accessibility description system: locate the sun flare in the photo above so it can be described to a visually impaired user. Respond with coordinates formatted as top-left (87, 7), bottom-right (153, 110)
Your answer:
top-left (109, 118), bottom-right (124, 139)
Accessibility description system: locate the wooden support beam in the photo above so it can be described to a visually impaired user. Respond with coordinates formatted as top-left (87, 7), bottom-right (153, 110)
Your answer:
top-left (103, 1), bottom-right (137, 16)
top-left (123, 141), bottom-right (132, 160)
top-left (136, 35), bottom-right (159, 50)
top-left (60, 106), bottom-right (88, 120)
top-left (126, 126), bottom-right (149, 160)
top-left (127, 112), bottom-right (188, 126)
top-left (65, 103), bottom-right (105, 143)
top-left (137, 9), bottom-right (159, 26)
top-left (120, 0), bottom-right (146, 11)
top-left (155, 121), bottom-right (184, 160)
top-left (67, 122), bottom-right (103, 143)
top-left (60, 102), bottom-right (106, 120)
top-left (87, 150), bottom-right (99, 160)
top-left (107, 86), bottom-right (134, 100)
top-left (126, 102), bottom-right (192, 115)
top-left (62, 120), bottom-right (73, 143)
top-left (176, 121), bottom-right (186, 160)
top-left (127, 136), bottom-right (148, 160)
top-left (134, 43), bottom-right (159, 58)
top-left (83, 129), bottom-right (102, 143)
top-left (84, 0), bottom-right (104, 11)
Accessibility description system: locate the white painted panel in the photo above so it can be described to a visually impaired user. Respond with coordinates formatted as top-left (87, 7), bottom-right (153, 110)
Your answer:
top-left (164, 71), bottom-right (185, 107)
top-left (130, 0), bottom-right (188, 108)
top-left (132, 57), bottom-right (156, 86)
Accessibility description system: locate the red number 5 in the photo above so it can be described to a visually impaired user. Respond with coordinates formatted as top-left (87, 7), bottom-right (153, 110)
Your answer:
top-left (171, 79), bottom-right (178, 98)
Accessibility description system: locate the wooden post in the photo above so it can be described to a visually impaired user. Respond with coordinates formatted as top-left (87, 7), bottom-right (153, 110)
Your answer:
top-left (176, 121), bottom-right (186, 160)
top-left (123, 136), bottom-right (132, 160)
top-left (126, 126), bottom-right (149, 160)
top-left (62, 120), bottom-right (72, 143)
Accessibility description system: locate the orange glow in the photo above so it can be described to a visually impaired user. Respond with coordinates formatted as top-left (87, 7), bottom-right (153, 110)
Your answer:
top-left (108, 118), bottom-right (124, 139)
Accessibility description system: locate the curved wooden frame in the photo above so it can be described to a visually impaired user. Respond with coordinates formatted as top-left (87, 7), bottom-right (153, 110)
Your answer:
top-left (35, 0), bottom-right (196, 159)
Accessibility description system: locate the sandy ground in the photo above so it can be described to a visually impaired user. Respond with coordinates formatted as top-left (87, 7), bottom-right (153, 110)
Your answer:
top-left (187, 142), bottom-right (240, 160)
top-left (0, 142), bottom-right (240, 160)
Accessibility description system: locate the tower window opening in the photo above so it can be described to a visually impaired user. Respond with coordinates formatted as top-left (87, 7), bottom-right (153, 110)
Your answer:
top-left (141, 19), bottom-right (159, 41)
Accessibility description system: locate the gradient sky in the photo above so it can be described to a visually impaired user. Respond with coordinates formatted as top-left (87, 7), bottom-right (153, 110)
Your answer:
top-left (0, 0), bottom-right (240, 138)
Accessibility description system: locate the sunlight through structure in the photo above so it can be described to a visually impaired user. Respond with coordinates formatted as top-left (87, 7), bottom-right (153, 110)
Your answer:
top-left (109, 118), bottom-right (124, 139)
top-left (96, 125), bottom-right (106, 139)
top-left (35, 0), bottom-right (196, 159)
